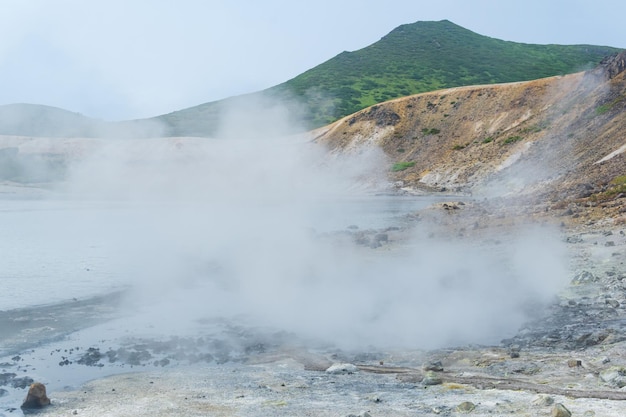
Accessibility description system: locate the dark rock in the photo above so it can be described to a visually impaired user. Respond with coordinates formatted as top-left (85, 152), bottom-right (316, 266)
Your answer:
top-left (0, 372), bottom-right (16, 386)
top-left (20, 382), bottom-right (51, 410)
top-left (508, 345), bottom-right (521, 358)
top-left (12, 376), bottom-right (34, 389)
top-left (597, 50), bottom-right (626, 80)
top-left (77, 347), bottom-right (103, 366)
top-left (422, 360), bottom-right (444, 372)
top-left (566, 235), bottom-right (583, 244)
top-left (567, 359), bottom-right (582, 368)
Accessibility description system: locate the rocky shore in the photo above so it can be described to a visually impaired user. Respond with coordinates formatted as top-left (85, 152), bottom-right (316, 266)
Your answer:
top-left (2, 201), bottom-right (626, 417)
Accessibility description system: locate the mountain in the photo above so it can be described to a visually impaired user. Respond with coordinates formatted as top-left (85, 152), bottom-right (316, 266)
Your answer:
top-left (0, 20), bottom-right (621, 138)
top-left (153, 20), bottom-right (620, 136)
top-left (313, 50), bottom-right (626, 223)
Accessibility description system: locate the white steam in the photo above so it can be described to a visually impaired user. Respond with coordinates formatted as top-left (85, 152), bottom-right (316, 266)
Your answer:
top-left (51, 96), bottom-right (570, 350)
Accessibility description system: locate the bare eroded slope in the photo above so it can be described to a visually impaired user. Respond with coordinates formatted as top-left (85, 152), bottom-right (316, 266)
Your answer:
top-left (313, 52), bottom-right (626, 223)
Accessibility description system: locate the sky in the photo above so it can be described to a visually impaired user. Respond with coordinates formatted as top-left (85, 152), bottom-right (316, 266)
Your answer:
top-left (1, 0), bottom-right (624, 121)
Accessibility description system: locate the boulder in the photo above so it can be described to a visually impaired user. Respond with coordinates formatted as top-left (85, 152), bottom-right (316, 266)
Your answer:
top-left (421, 371), bottom-right (443, 386)
top-left (532, 395), bottom-right (554, 407)
top-left (455, 401), bottom-right (475, 413)
top-left (21, 382), bottom-right (51, 409)
top-left (422, 360), bottom-right (444, 372)
top-left (551, 403), bottom-right (571, 417)
top-left (599, 366), bottom-right (626, 388)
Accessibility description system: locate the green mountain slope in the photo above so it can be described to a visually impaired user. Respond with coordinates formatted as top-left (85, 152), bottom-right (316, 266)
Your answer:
top-left (156, 20), bottom-right (620, 136)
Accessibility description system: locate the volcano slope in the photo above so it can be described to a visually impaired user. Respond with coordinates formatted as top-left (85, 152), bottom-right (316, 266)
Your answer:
top-left (314, 51), bottom-right (626, 226)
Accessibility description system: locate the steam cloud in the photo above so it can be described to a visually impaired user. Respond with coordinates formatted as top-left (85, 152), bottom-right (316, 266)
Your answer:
top-left (50, 95), bottom-right (570, 350)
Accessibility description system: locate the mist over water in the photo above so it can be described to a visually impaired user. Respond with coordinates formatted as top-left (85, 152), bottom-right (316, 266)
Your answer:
top-left (2, 96), bottom-right (571, 351)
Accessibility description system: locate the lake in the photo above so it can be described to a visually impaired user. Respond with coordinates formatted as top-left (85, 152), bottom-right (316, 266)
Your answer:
top-left (0, 189), bottom-right (445, 312)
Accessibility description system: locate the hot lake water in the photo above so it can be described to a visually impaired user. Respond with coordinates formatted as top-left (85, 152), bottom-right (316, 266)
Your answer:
top-left (1, 190), bottom-right (443, 318)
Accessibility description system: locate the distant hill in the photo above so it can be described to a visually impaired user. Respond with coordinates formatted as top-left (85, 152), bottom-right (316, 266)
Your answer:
top-left (154, 20), bottom-right (620, 136)
top-left (0, 20), bottom-right (621, 138)
top-left (0, 104), bottom-right (101, 137)
top-left (0, 103), bottom-right (166, 138)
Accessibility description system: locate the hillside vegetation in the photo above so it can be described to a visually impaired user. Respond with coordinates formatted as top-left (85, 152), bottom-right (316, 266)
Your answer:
top-left (155, 20), bottom-right (619, 136)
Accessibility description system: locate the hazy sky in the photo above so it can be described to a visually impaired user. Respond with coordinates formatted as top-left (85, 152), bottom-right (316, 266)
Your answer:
top-left (1, 0), bottom-right (624, 121)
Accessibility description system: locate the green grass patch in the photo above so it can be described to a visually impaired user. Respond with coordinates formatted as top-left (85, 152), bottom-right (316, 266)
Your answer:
top-left (422, 128), bottom-right (441, 135)
top-left (482, 136), bottom-right (494, 144)
top-left (596, 95), bottom-right (626, 116)
top-left (520, 123), bottom-right (547, 134)
top-left (610, 175), bottom-right (626, 186)
top-left (591, 175), bottom-right (626, 201)
top-left (503, 135), bottom-right (523, 144)
top-left (391, 161), bottom-right (416, 172)
top-left (596, 104), bottom-right (612, 115)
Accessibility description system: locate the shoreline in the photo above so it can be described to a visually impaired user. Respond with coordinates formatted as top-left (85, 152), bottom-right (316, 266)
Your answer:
top-left (1, 214), bottom-right (624, 416)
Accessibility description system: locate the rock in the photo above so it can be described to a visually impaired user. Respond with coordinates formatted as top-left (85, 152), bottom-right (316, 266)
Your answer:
top-left (77, 347), bottom-right (103, 366)
top-left (0, 372), bottom-right (16, 386)
top-left (599, 366), bottom-right (626, 388)
top-left (421, 371), bottom-right (443, 386)
top-left (606, 299), bottom-right (620, 308)
top-left (532, 394), bottom-right (554, 407)
top-left (455, 401), bottom-right (475, 413)
top-left (21, 382), bottom-right (51, 409)
top-left (12, 376), bottom-right (34, 389)
top-left (508, 345), bottom-right (521, 358)
top-left (567, 359), bottom-right (582, 368)
top-left (422, 360), bottom-right (444, 372)
top-left (551, 403), bottom-right (571, 417)
top-left (572, 270), bottom-right (597, 284)
top-left (326, 363), bottom-right (359, 375)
